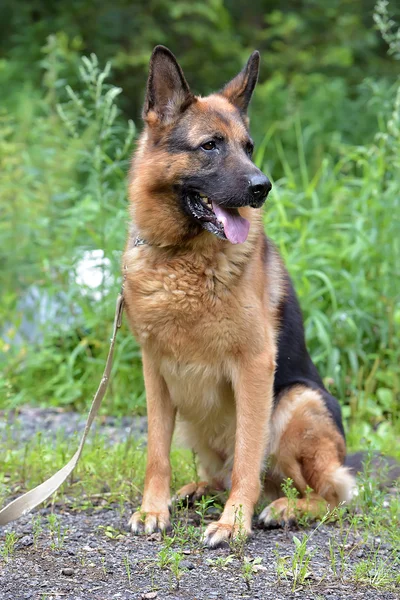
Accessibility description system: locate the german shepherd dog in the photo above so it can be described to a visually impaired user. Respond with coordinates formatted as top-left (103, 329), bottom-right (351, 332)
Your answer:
top-left (122, 46), bottom-right (355, 547)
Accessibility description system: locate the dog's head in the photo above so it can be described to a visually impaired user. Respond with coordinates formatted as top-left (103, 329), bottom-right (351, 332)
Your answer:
top-left (130, 46), bottom-right (271, 246)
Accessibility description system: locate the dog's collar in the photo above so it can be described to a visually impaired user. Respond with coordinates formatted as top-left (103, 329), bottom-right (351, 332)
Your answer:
top-left (134, 235), bottom-right (147, 247)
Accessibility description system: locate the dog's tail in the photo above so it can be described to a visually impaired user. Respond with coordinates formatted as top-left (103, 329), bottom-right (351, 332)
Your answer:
top-left (345, 451), bottom-right (400, 488)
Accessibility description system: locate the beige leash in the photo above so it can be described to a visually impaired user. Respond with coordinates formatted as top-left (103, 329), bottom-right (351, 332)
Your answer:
top-left (0, 292), bottom-right (125, 527)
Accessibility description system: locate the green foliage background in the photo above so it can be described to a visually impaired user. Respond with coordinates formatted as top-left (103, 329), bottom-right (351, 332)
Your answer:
top-left (0, 0), bottom-right (399, 452)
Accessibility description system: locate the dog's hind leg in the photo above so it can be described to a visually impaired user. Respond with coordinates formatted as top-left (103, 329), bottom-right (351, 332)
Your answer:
top-left (173, 480), bottom-right (226, 507)
top-left (259, 385), bottom-right (355, 527)
top-left (173, 444), bottom-right (230, 506)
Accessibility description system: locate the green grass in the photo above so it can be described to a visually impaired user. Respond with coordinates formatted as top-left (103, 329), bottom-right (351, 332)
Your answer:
top-left (261, 121), bottom-right (400, 454)
top-left (0, 428), bottom-right (195, 512)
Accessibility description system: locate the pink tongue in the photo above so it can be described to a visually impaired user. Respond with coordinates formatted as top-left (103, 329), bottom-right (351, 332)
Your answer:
top-left (212, 202), bottom-right (250, 244)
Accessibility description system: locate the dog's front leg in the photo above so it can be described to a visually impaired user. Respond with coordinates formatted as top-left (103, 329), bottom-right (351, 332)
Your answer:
top-left (203, 350), bottom-right (275, 547)
top-left (129, 350), bottom-right (176, 534)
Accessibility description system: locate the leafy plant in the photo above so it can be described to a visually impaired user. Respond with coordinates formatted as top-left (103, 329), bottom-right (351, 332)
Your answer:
top-left (354, 553), bottom-right (399, 589)
top-left (123, 554), bottom-right (132, 585)
top-left (207, 554), bottom-right (235, 569)
top-left (290, 535), bottom-right (314, 591)
top-left (47, 513), bottom-right (68, 550)
top-left (98, 525), bottom-right (126, 540)
top-left (241, 556), bottom-right (262, 591)
top-left (32, 515), bottom-right (43, 550)
top-left (0, 532), bottom-right (18, 562)
top-left (228, 505), bottom-right (247, 560)
top-left (169, 550), bottom-right (186, 591)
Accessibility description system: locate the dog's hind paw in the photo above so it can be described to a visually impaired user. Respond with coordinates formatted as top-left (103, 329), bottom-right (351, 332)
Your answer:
top-left (258, 500), bottom-right (294, 529)
top-left (129, 509), bottom-right (170, 535)
top-left (172, 481), bottom-right (211, 507)
top-left (202, 519), bottom-right (251, 548)
top-left (258, 495), bottom-right (327, 528)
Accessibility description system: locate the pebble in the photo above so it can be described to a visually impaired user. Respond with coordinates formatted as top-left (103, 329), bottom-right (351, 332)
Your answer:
top-left (181, 559), bottom-right (195, 570)
top-left (18, 535), bottom-right (33, 548)
top-left (22, 526), bottom-right (33, 535)
top-left (205, 506), bottom-right (220, 516)
top-left (61, 567), bottom-right (75, 576)
top-left (146, 532), bottom-right (162, 542)
top-left (141, 593), bottom-right (157, 599)
top-left (252, 564), bottom-right (267, 572)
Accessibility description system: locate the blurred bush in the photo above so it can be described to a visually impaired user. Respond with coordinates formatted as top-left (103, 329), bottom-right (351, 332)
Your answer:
top-left (0, 1), bottom-right (399, 446)
top-left (1, 0), bottom-right (399, 117)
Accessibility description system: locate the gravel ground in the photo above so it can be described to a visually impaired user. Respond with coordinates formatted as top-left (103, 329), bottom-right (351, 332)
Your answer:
top-left (2, 505), bottom-right (399, 600)
top-left (1, 408), bottom-right (399, 599)
top-left (0, 406), bottom-right (147, 445)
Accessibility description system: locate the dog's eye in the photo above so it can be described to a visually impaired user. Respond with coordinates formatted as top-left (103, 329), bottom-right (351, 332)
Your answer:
top-left (201, 140), bottom-right (216, 151)
top-left (246, 142), bottom-right (254, 157)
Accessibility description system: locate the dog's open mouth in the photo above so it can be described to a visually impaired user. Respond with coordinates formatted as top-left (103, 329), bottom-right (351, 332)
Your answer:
top-left (183, 192), bottom-right (250, 244)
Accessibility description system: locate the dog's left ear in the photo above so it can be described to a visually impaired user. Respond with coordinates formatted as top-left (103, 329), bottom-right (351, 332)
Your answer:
top-left (220, 51), bottom-right (260, 114)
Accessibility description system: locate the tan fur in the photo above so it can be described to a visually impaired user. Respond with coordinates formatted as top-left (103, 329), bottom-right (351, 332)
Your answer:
top-left (124, 67), bottom-right (353, 544)
top-left (124, 203), bottom-right (277, 541)
top-left (259, 385), bottom-right (354, 525)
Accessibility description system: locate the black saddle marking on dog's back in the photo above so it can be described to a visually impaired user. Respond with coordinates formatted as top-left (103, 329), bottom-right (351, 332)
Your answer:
top-left (273, 266), bottom-right (345, 438)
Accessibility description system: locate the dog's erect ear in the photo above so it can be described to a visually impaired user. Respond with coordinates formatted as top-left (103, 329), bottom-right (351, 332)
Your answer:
top-left (220, 51), bottom-right (260, 113)
top-left (143, 46), bottom-right (194, 124)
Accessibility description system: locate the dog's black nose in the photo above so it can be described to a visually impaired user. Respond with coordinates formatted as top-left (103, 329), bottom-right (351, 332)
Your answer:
top-left (248, 173), bottom-right (272, 200)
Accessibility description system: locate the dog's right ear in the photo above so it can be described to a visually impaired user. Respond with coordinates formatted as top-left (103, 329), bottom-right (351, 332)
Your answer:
top-left (143, 46), bottom-right (194, 125)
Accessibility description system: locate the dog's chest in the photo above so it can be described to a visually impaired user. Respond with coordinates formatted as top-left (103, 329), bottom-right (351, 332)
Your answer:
top-left (124, 248), bottom-right (251, 361)
top-left (159, 356), bottom-right (233, 419)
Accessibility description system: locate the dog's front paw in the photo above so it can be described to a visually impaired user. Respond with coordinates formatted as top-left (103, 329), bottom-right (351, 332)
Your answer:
top-left (202, 519), bottom-right (252, 548)
top-left (129, 509), bottom-right (170, 535)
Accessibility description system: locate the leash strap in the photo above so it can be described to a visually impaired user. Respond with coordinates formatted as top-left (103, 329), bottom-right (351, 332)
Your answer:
top-left (0, 292), bottom-right (125, 527)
